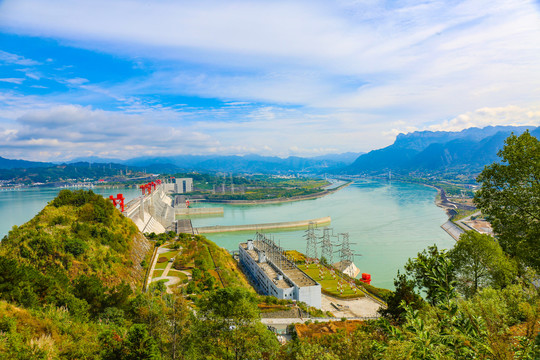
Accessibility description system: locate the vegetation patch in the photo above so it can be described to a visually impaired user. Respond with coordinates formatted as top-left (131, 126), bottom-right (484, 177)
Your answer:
top-left (155, 261), bottom-right (169, 270)
top-left (298, 264), bottom-right (365, 298)
top-left (153, 269), bottom-right (164, 278)
top-left (156, 256), bottom-right (168, 263)
top-left (295, 320), bottom-right (365, 338)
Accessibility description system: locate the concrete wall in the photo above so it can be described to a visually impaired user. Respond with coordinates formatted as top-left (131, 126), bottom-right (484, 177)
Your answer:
top-left (175, 207), bottom-right (224, 216)
top-left (196, 216), bottom-right (331, 234)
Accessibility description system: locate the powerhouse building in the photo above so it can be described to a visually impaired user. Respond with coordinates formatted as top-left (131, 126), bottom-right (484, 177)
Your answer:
top-left (239, 233), bottom-right (321, 309)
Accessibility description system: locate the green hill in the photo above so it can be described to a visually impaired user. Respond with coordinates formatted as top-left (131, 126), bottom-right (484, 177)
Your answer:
top-left (0, 189), bottom-right (151, 310)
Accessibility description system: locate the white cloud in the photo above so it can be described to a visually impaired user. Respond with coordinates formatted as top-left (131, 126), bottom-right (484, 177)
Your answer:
top-left (0, 0), bottom-right (540, 158)
top-left (428, 105), bottom-right (540, 132)
top-left (0, 103), bottom-right (218, 160)
top-left (0, 50), bottom-right (40, 66)
top-left (0, 78), bottom-right (25, 84)
top-left (386, 105), bottom-right (540, 136)
top-left (1, 0), bottom-right (539, 117)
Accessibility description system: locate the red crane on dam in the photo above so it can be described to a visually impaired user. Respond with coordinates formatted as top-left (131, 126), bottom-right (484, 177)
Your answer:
top-left (108, 193), bottom-right (125, 212)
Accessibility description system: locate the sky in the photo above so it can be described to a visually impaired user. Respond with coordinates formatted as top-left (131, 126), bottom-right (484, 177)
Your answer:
top-left (1, 0), bottom-right (540, 161)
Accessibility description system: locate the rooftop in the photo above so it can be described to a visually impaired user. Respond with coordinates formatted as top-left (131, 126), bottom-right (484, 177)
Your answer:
top-left (241, 242), bottom-right (318, 288)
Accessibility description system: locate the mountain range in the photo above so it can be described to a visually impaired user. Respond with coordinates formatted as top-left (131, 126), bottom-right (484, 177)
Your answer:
top-left (343, 126), bottom-right (540, 175)
top-left (1, 125), bottom-right (538, 177)
top-left (0, 153), bottom-right (363, 174)
top-left (0, 156), bottom-right (52, 169)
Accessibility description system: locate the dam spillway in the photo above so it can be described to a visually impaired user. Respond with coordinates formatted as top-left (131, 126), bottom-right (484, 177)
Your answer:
top-left (123, 184), bottom-right (175, 234)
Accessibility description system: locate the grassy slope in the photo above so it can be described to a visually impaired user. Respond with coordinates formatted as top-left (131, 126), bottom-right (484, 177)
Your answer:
top-left (172, 233), bottom-right (254, 291)
top-left (0, 189), bottom-right (150, 288)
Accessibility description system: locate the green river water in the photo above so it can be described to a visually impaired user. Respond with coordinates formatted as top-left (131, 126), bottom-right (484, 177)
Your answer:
top-left (190, 179), bottom-right (453, 289)
top-left (0, 180), bottom-right (454, 289)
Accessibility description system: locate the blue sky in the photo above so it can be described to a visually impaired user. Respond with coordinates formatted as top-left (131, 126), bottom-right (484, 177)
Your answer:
top-left (1, 0), bottom-right (540, 161)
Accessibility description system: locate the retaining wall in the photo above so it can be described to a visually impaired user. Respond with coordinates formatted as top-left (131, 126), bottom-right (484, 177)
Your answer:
top-left (195, 216), bottom-right (331, 234)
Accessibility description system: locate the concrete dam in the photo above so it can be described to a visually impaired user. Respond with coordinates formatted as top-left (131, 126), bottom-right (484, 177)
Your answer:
top-left (123, 185), bottom-right (175, 234)
top-left (121, 183), bottom-right (332, 236)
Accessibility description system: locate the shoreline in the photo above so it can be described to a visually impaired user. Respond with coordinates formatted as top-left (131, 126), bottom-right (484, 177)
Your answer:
top-left (204, 181), bottom-right (353, 205)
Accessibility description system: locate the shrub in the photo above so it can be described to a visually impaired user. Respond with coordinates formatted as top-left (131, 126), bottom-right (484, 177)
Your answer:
top-left (65, 237), bottom-right (88, 257)
top-left (156, 257), bottom-right (168, 263)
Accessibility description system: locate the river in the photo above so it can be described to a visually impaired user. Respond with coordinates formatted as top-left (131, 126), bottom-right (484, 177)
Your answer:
top-left (190, 179), bottom-right (453, 289)
top-left (0, 179), bottom-right (453, 289)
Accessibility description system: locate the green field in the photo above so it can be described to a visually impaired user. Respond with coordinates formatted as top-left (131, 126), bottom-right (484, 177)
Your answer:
top-left (298, 264), bottom-right (364, 298)
top-left (153, 269), bottom-right (164, 278)
top-left (168, 270), bottom-right (189, 282)
top-left (159, 250), bottom-right (180, 260)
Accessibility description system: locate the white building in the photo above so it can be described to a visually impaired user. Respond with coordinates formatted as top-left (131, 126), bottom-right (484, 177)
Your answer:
top-left (239, 234), bottom-right (321, 309)
top-left (174, 178), bottom-right (193, 193)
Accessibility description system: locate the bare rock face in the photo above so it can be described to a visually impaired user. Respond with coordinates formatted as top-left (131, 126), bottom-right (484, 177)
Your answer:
top-left (128, 232), bottom-right (153, 288)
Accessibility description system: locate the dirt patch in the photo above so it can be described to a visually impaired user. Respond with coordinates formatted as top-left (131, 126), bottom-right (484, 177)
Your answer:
top-left (295, 320), bottom-right (364, 338)
top-left (463, 219), bottom-right (494, 235)
top-left (321, 294), bottom-right (381, 318)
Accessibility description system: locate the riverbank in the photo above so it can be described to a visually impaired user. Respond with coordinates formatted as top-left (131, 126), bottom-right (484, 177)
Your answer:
top-left (205, 181), bottom-right (352, 205)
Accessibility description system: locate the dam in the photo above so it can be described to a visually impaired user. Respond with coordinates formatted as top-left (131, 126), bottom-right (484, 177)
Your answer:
top-left (123, 183), bottom-right (175, 234)
top-left (119, 182), bottom-right (331, 236)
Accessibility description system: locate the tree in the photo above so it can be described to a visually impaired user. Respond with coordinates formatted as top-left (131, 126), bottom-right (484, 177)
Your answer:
top-left (379, 271), bottom-right (424, 323)
top-left (474, 131), bottom-right (540, 270)
top-left (449, 231), bottom-right (517, 297)
top-left (193, 287), bottom-right (279, 359)
top-left (404, 245), bottom-right (456, 306)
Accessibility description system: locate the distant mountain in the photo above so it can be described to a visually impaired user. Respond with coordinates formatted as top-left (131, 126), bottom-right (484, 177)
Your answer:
top-left (0, 156), bottom-right (51, 169)
top-left (80, 152), bottom-right (361, 174)
top-left (310, 152), bottom-right (364, 164)
top-left (343, 126), bottom-right (539, 174)
top-left (66, 156), bottom-right (126, 164)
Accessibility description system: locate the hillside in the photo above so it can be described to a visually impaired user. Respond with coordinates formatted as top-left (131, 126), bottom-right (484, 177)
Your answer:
top-left (0, 189), bottom-right (151, 290)
top-left (0, 162), bottom-right (144, 185)
top-left (343, 125), bottom-right (539, 175)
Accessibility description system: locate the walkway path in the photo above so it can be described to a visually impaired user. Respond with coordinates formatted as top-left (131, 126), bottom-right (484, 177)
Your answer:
top-left (162, 261), bottom-right (174, 277)
top-left (150, 276), bottom-right (182, 294)
top-left (148, 244), bottom-right (191, 294)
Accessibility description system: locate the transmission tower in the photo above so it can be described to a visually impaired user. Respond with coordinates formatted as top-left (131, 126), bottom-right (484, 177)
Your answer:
top-left (319, 227), bottom-right (336, 265)
top-left (304, 222), bottom-right (319, 261)
top-left (335, 232), bottom-right (360, 264)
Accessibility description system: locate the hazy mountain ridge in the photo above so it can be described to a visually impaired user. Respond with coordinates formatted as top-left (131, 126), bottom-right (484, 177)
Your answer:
top-left (344, 126), bottom-right (539, 174)
top-left (61, 152), bottom-right (364, 174)
top-left (0, 156), bottom-right (52, 169)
